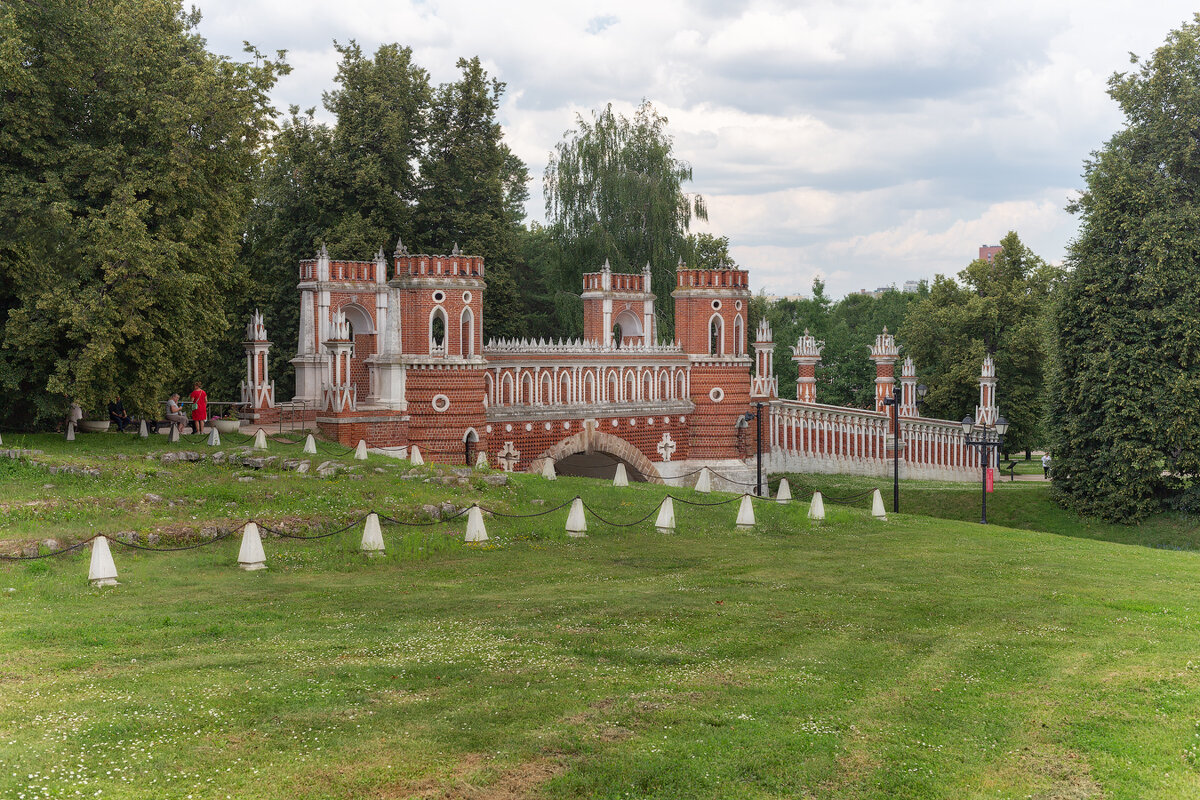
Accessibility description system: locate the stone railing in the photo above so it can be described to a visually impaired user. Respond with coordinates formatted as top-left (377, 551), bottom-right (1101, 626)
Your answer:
top-left (484, 337), bottom-right (683, 355)
top-left (766, 400), bottom-right (981, 481)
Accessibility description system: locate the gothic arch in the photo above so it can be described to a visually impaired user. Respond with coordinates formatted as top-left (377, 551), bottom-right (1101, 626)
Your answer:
top-left (528, 430), bottom-right (663, 484)
top-left (337, 302), bottom-right (375, 334)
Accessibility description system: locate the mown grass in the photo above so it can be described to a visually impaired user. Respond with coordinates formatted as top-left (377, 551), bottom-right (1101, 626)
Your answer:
top-left (781, 472), bottom-right (1200, 551)
top-left (3, 433), bottom-right (1200, 798)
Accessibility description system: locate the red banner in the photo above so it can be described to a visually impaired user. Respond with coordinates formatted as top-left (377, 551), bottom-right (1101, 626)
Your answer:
top-left (986, 467), bottom-right (994, 493)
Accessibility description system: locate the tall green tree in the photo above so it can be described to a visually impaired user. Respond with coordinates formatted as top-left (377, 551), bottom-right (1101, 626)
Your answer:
top-left (901, 231), bottom-right (1060, 455)
top-left (1048, 17), bottom-right (1200, 521)
top-left (0, 0), bottom-right (286, 426)
top-left (414, 57), bottom-right (528, 339)
top-left (544, 101), bottom-right (706, 339)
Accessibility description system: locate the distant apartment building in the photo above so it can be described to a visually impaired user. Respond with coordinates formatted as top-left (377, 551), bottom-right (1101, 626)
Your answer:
top-left (979, 244), bottom-right (1002, 264)
top-left (763, 293), bottom-right (807, 303)
top-left (902, 280), bottom-right (921, 293)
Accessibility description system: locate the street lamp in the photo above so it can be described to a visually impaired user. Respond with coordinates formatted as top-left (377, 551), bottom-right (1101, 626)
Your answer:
top-left (961, 414), bottom-right (1009, 525)
top-left (743, 402), bottom-right (764, 495)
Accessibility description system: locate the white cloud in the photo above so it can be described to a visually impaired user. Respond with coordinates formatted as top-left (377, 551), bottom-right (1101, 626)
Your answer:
top-left (191, 0), bottom-right (1199, 296)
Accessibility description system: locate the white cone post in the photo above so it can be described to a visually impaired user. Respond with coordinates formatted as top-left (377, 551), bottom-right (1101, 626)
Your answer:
top-left (138, 419), bottom-right (148, 438)
top-left (206, 428), bottom-right (221, 446)
top-left (360, 513), bottom-right (385, 554)
top-left (808, 491), bottom-right (826, 522)
top-left (465, 505), bottom-right (488, 542)
top-left (613, 463), bottom-right (629, 487)
top-left (695, 467), bottom-right (712, 493)
top-left (354, 440), bottom-right (368, 460)
top-left (566, 497), bottom-right (587, 537)
top-left (66, 422), bottom-right (76, 442)
top-left (409, 445), bottom-right (424, 466)
top-left (541, 459), bottom-right (557, 481)
top-left (736, 494), bottom-right (756, 529)
top-left (303, 434), bottom-right (317, 454)
top-left (871, 488), bottom-right (887, 521)
top-left (475, 451), bottom-right (488, 469)
top-left (655, 497), bottom-right (676, 533)
top-left (776, 478), bottom-right (792, 505)
top-left (237, 522), bottom-right (267, 570)
top-left (88, 536), bottom-right (119, 587)
top-left (167, 423), bottom-right (179, 443)
top-left (252, 429), bottom-right (267, 450)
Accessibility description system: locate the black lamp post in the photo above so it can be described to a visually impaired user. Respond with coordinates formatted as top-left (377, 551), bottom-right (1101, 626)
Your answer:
top-left (961, 414), bottom-right (1009, 525)
top-left (880, 383), bottom-right (929, 513)
top-left (743, 403), bottom-right (764, 495)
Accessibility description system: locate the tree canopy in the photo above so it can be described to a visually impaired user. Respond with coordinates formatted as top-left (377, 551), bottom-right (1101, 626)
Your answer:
top-left (543, 101), bottom-right (706, 340)
top-left (901, 231), bottom-right (1061, 455)
top-left (0, 0), bottom-right (287, 426)
top-left (1047, 16), bottom-right (1200, 521)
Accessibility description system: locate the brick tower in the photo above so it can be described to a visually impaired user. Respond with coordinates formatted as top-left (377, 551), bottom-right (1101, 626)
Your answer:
top-left (581, 260), bottom-right (656, 347)
top-left (389, 243), bottom-right (488, 462)
top-left (790, 329), bottom-right (824, 403)
top-left (868, 327), bottom-right (900, 413)
top-left (672, 261), bottom-right (753, 459)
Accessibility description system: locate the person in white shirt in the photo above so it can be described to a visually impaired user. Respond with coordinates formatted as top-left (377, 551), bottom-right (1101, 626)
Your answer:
top-left (1041, 453), bottom-right (1051, 479)
top-left (166, 393), bottom-right (188, 431)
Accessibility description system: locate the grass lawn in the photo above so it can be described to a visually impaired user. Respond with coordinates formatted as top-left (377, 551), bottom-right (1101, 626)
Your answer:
top-left (2, 433), bottom-right (1200, 798)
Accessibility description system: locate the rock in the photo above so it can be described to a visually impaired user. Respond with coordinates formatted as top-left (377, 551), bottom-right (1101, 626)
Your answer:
top-left (116, 454), bottom-right (128, 461)
top-left (147, 533), bottom-right (160, 546)
top-left (40, 539), bottom-right (59, 551)
top-left (115, 531), bottom-right (137, 544)
top-left (439, 502), bottom-right (459, 517)
top-left (22, 543), bottom-right (38, 558)
top-left (237, 476), bottom-right (254, 483)
top-left (531, 499), bottom-right (545, 506)
top-left (144, 493), bottom-right (163, 503)
top-left (421, 504), bottom-right (441, 520)
top-left (160, 453), bottom-right (179, 464)
top-left (85, 469), bottom-right (100, 477)
top-left (200, 527), bottom-right (219, 540)
top-left (283, 459), bottom-right (311, 473)
top-left (374, 467), bottom-right (385, 473)
top-left (482, 473), bottom-right (508, 487)
top-left (452, 468), bottom-right (473, 478)
top-left (211, 451), bottom-right (227, 465)
top-left (42, 484), bottom-right (54, 490)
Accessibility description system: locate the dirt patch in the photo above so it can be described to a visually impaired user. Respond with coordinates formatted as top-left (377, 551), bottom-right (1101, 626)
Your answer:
top-left (375, 753), bottom-right (565, 800)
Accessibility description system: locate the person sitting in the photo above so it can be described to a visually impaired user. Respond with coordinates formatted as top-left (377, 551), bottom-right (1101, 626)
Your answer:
top-left (108, 396), bottom-right (132, 432)
top-left (189, 381), bottom-right (208, 435)
top-left (165, 393), bottom-right (188, 433)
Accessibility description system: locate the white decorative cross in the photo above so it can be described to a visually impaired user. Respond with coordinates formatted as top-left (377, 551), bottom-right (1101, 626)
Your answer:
top-left (497, 441), bottom-right (520, 472)
top-left (657, 432), bottom-right (677, 462)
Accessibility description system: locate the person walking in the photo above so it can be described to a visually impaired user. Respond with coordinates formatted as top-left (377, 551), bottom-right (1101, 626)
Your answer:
top-left (1041, 453), bottom-right (1051, 479)
top-left (189, 381), bottom-right (208, 435)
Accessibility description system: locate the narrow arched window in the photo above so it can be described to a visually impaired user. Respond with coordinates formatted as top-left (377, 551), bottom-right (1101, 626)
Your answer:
top-left (430, 309), bottom-right (446, 355)
top-left (521, 373), bottom-right (533, 404)
top-left (733, 314), bottom-right (744, 356)
top-left (541, 373), bottom-right (553, 405)
top-left (459, 308), bottom-right (474, 357)
top-left (709, 315), bottom-right (724, 355)
top-left (612, 323), bottom-right (622, 349)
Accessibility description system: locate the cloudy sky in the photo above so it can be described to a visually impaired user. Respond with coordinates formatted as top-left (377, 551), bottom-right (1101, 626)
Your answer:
top-left (194, 0), bottom-right (1196, 298)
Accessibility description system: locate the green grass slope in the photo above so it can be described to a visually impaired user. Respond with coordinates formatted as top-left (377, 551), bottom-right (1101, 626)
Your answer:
top-left (0, 434), bottom-right (1198, 798)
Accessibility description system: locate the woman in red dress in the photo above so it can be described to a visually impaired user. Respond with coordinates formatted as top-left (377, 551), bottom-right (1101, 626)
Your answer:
top-left (189, 381), bottom-right (208, 434)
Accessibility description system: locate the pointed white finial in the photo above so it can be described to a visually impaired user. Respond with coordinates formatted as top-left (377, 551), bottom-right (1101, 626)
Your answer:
top-left (465, 505), bottom-right (488, 542)
top-left (541, 459), bottom-right (557, 480)
top-left (360, 513), bottom-right (385, 553)
top-left (409, 445), bottom-right (424, 466)
top-left (138, 419), bottom-right (148, 438)
top-left (566, 497), bottom-right (587, 537)
top-left (303, 434), bottom-right (317, 454)
top-left (88, 536), bottom-right (119, 587)
top-left (354, 440), bottom-right (368, 460)
top-left (394, 237), bottom-right (406, 256)
top-left (613, 463), bottom-right (629, 487)
top-left (808, 492), bottom-right (826, 522)
top-left (237, 522), bottom-right (267, 570)
top-left (871, 488), bottom-right (887, 521)
top-left (655, 497), bottom-right (676, 533)
top-left (694, 467), bottom-right (712, 493)
top-left (207, 428), bottom-right (221, 447)
top-left (252, 429), bottom-right (267, 450)
top-left (735, 495), bottom-right (756, 529)
top-left (776, 478), bottom-right (792, 504)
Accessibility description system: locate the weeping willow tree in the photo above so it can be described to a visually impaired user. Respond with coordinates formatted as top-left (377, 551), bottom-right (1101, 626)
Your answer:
top-left (543, 101), bottom-right (706, 340)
